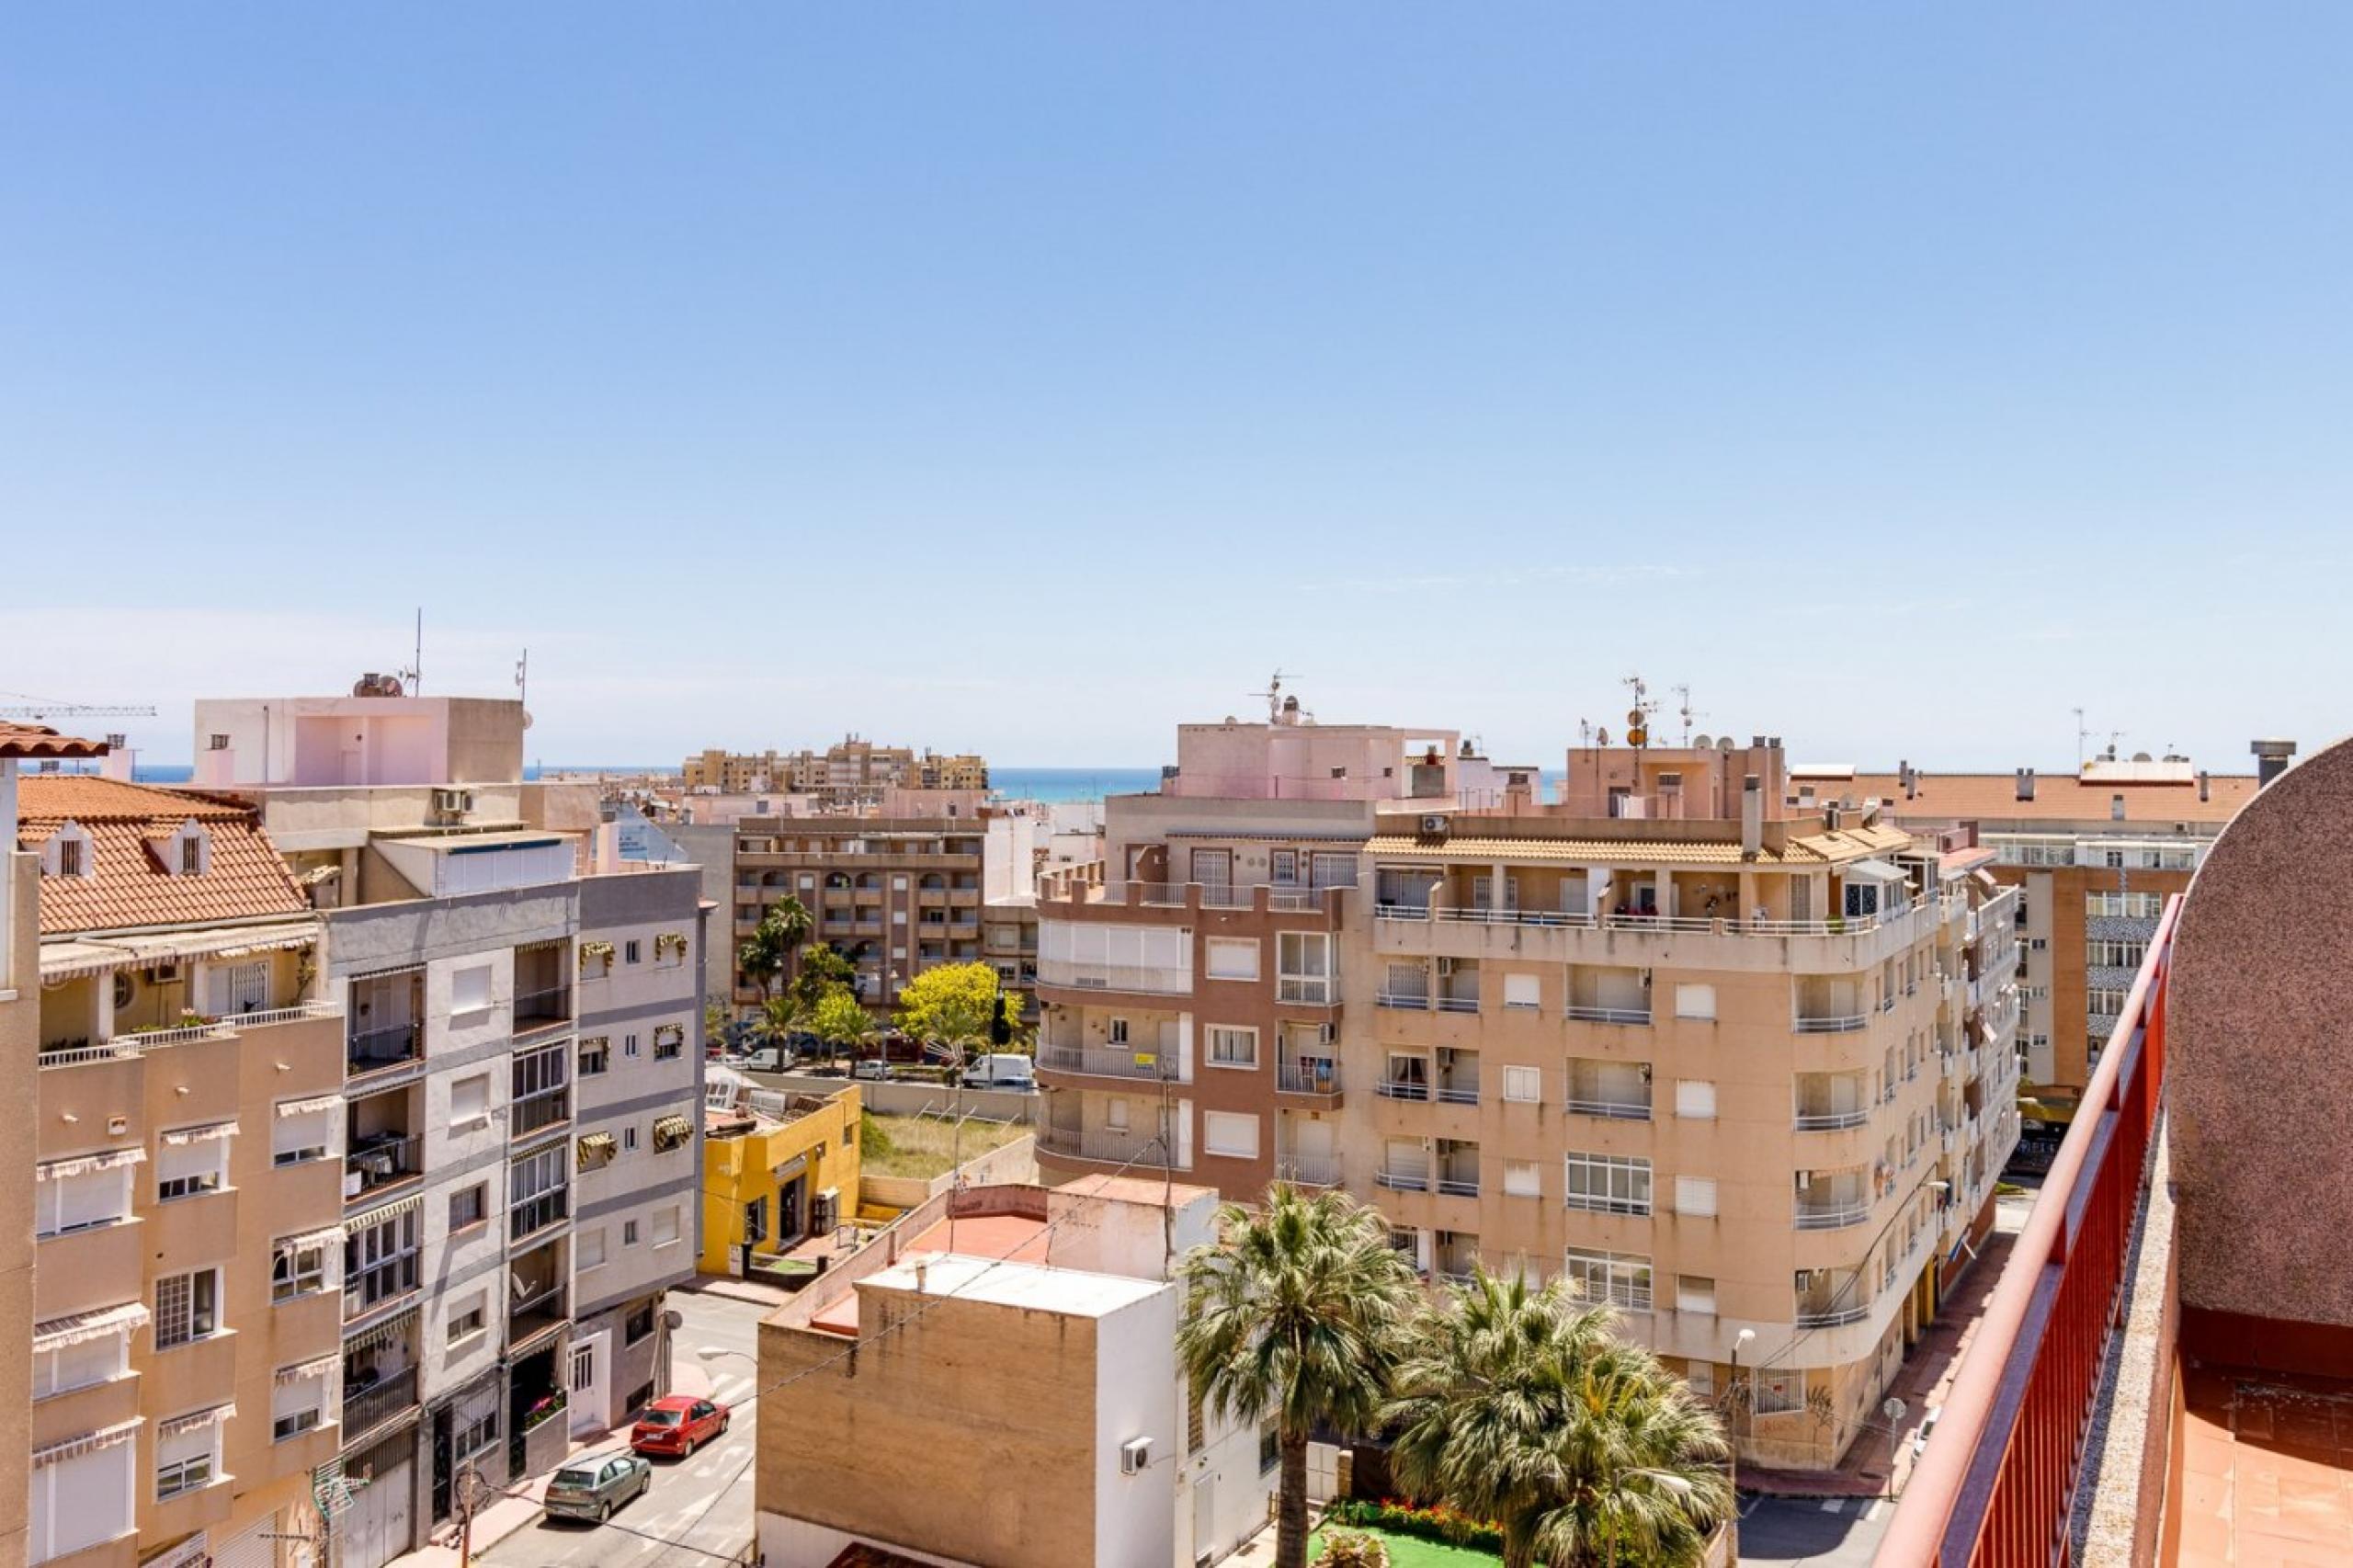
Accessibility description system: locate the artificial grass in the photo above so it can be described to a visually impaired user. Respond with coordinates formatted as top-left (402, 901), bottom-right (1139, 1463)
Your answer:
top-left (1307, 1523), bottom-right (1502, 1566)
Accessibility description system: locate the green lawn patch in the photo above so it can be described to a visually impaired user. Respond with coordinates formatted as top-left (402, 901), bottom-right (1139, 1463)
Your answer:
top-left (1308, 1523), bottom-right (1501, 1566)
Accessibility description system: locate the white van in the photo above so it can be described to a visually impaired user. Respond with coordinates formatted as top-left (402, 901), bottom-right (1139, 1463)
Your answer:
top-left (961, 1053), bottom-right (1036, 1091)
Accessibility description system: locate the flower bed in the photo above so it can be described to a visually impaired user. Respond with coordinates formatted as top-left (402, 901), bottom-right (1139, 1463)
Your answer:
top-left (1324, 1499), bottom-right (1506, 1555)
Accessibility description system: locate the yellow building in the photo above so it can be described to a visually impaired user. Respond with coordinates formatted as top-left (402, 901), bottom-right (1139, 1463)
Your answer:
top-left (700, 1085), bottom-right (861, 1277)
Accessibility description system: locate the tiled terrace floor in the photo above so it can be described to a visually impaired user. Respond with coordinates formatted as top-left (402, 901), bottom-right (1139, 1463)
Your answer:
top-left (2176, 1363), bottom-right (2353, 1565)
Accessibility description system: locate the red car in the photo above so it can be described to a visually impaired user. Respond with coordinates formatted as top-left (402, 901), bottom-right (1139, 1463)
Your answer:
top-left (629, 1395), bottom-right (730, 1459)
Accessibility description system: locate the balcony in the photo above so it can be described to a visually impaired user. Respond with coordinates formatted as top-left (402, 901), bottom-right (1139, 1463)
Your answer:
top-left (509, 1185), bottom-right (569, 1244)
top-left (344, 1133), bottom-right (423, 1205)
top-left (513, 984), bottom-right (573, 1037)
top-left (1564, 1005), bottom-right (1651, 1026)
top-left (1793, 1013), bottom-right (1869, 1034)
top-left (1276, 1154), bottom-right (1341, 1187)
top-left (1376, 1077), bottom-right (1431, 1102)
top-left (1374, 894), bottom-right (1944, 975)
top-left (1276, 1059), bottom-right (1342, 1099)
top-left (347, 1020), bottom-right (422, 1079)
top-left (1277, 975), bottom-right (1336, 1006)
top-left (1375, 1165), bottom-right (1432, 1193)
top-left (1565, 1095), bottom-right (1651, 1121)
top-left (1035, 959), bottom-right (1192, 997)
top-left (340, 1365), bottom-right (419, 1445)
top-left (509, 1084), bottom-right (572, 1140)
top-left (1794, 1107), bottom-right (1871, 1131)
top-left (1036, 1042), bottom-right (1173, 1083)
top-left (1036, 1124), bottom-right (1183, 1170)
top-left (1793, 1200), bottom-right (1870, 1230)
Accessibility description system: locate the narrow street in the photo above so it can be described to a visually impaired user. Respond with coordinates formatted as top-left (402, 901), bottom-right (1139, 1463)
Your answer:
top-left (478, 1287), bottom-right (766, 1568)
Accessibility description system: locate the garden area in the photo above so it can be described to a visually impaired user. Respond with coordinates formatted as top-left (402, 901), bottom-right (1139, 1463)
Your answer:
top-left (1307, 1525), bottom-right (1498, 1566)
top-left (859, 1110), bottom-right (1029, 1181)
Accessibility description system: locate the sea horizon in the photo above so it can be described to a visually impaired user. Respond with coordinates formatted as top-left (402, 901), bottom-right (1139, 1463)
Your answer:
top-left (126, 761), bottom-right (1167, 804)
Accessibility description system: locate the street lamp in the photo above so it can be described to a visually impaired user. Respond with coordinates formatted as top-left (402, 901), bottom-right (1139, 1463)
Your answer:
top-left (1729, 1327), bottom-right (1757, 1497)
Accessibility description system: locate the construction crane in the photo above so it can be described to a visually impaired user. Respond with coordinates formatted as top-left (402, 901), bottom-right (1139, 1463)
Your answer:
top-left (0, 692), bottom-right (156, 724)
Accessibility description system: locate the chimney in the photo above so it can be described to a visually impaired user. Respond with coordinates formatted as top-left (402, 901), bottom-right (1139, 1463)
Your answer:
top-left (2016, 767), bottom-right (2035, 802)
top-left (1741, 774), bottom-right (1762, 858)
top-left (2251, 738), bottom-right (2297, 789)
top-left (2198, 770), bottom-right (2211, 802)
top-left (1899, 759), bottom-right (1916, 801)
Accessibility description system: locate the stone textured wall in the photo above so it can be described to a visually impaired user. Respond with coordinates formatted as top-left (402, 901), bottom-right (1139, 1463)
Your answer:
top-left (2170, 733), bottom-right (2353, 1327)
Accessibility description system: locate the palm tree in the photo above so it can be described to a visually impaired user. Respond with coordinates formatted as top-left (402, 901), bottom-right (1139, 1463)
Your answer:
top-left (737, 895), bottom-right (813, 1006)
top-left (1177, 1186), bottom-right (1420, 1568)
top-left (1386, 1267), bottom-right (1731, 1568)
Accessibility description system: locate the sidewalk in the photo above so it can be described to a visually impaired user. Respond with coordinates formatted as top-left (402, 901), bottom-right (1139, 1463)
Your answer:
top-left (392, 1345), bottom-right (718, 1565)
top-left (1743, 1194), bottom-right (2029, 1501)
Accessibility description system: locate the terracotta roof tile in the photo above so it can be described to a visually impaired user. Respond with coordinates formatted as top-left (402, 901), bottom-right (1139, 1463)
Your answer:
top-left (0, 722), bottom-right (109, 760)
top-left (17, 776), bottom-right (310, 936)
top-left (1852, 771), bottom-right (2256, 825)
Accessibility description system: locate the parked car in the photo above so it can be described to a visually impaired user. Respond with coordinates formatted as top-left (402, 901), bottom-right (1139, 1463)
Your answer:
top-left (850, 1057), bottom-right (892, 1082)
top-left (961, 1052), bottom-right (1036, 1091)
top-left (543, 1453), bottom-right (652, 1523)
top-left (630, 1395), bottom-right (731, 1459)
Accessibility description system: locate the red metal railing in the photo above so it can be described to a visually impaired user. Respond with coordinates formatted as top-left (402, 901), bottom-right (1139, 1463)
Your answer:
top-left (1876, 895), bottom-right (2180, 1568)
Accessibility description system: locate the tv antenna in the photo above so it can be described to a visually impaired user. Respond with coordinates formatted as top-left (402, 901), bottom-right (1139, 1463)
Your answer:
top-left (2074, 708), bottom-right (2091, 769)
top-left (1671, 684), bottom-right (1706, 747)
top-left (396, 608), bottom-right (424, 696)
top-left (1620, 674), bottom-right (1658, 748)
top-left (1249, 669), bottom-right (1294, 724)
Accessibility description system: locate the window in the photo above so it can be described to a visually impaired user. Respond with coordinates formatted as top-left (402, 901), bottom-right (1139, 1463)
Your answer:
top-left (622, 1219), bottom-right (640, 1245)
top-left (626, 1301), bottom-right (657, 1344)
top-left (2087, 987), bottom-right (2130, 1017)
top-left (1563, 1247), bottom-right (1653, 1311)
top-left (577, 1226), bottom-right (607, 1270)
top-left (345, 1209), bottom-right (421, 1312)
top-left (1207, 1027), bottom-right (1258, 1068)
top-left (453, 1391), bottom-right (499, 1457)
top-left (1205, 938), bottom-right (1260, 982)
top-left (653, 1115), bottom-right (692, 1153)
top-left (1270, 850), bottom-right (1299, 886)
top-left (1259, 1419), bottom-right (1280, 1474)
top-left (1563, 1153), bottom-right (1652, 1215)
top-left (1502, 1065), bottom-right (1542, 1104)
top-left (2086, 940), bottom-right (2148, 969)
top-left (272, 1235), bottom-right (330, 1302)
top-left (1202, 1111), bottom-right (1260, 1160)
top-left (36, 1326), bottom-right (130, 1400)
top-left (623, 1125), bottom-right (640, 1153)
top-left (29, 1437), bottom-right (135, 1561)
top-left (509, 1144), bottom-right (569, 1240)
top-left (511, 1041), bottom-right (569, 1132)
top-left (624, 1033), bottom-right (642, 1059)
top-left (1504, 1160), bottom-right (1541, 1198)
top-left (1674, 1175), bottom-right (1718, 1218)
top-left (450, 1072), bottom-right (491, 1126)
top-left (1106, 1098), bottom-right (1131, 1131)
top-left (654, 1024), bottom-right (685, 1060)
top-left (154, 1268), bottom-right (222, 1349)
top-left (1675, 983), bottom-right (1717, 1021)
top-left (1674, 1080), bottom-right (1716, 1119)
top-left (155, 1417), bottom-right (221, 1499)
top-left (1676, 1275), bottom-right (1717, 1314)
top-left (55, 836), bottom-right (85, 877)
top-left (155, 1131), bottom-right (230, 1202)
top-left (272, 1364), bottom-right (329, 1441)
top-left (447, 1293), bottom-right (486, 1345)
top-left (451, 962), bottom-right (493, 1014)
top-left (35, 1158), bottom-right (133, 1236)
top-left (579, 1038), bottom-right (610, 1075)
top-left (1276, 931), bottom-right (1335, 1004)
top-left (625, 939), bottom-right (642, 964)
top-left (1502, 972), bottom-right (1541, 1011)
top-left (1108, 1017), bottom-right (1131, 1047)
top-left (651, 1206), bottom-right (681, 1246)
top-left (449, 1183), bottom-right (487, 1232)
top-left (273, 1101), bottom-right (335, 1165)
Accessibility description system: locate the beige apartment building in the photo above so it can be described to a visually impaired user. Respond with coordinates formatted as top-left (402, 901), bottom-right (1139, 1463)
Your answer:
top-left (684, 738), bottom-right (987, 804)
top-left (1033, 709), bottom-right (2018, 1471)
top-left (20, 769), bottom-right (346, 1568)
top-left (1837, 751), bottom-right (2258, 1113)
top-left (731, 816), bottom-right (992, 1011)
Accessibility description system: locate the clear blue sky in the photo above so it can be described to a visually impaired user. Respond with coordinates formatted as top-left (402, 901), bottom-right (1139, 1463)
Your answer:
top-left (6, 5), bottom-right (2347, 770)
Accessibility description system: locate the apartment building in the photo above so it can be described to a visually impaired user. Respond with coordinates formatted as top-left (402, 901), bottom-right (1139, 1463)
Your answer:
top-left (189, 688), bottom-right (706, 1568)
top-left (1033, 710), bottom-right (1463, 1195)
top-left (1841, 750), bottom-right (2259, 1109)
top-left (18, 766), bottom-right (347, 1568)
top-left (684, 738), bottom-right (987, 804)
top-left (731, 816), bottom-right (990, 1010)
top-left (756, 1176), bottom-right (1271, 1568)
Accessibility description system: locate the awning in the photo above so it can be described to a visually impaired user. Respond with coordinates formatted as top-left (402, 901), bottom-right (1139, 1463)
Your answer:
top-left (576, 1132), bottom-right (616, 1168)
top-left (161, 1119), bottom-right (240, 1146)
top-left (345, 1192), bottom-right (424, 1234)
top-left (38, 1146), bottom-right (144, 1181)
top-left (276, 1353), bottom-right (341, 1386)
top-left (342, 1307), bottom-right (417, 1353)
top-left (277, 1094), bottom-right (342, 1118)
top-left (40, 919), bottom-right (319, 981)
top-left (1841, 858), bottom-right (1906, 883)
top-left (772, 1153), bottom-right (808, 1183)
top-left (278, 1226), bottom-right (347, 1256)
top-left (348, 961), bottom-right (426, 983)
top-left (654, 1114), bottom-right (694, 1142)
top-left (157, 1403), bottom-right (236, 1437)
top-left (32, 1417), bottom-right (141, 1468)
top-left (32, 1301), bottom-right (151, 1351)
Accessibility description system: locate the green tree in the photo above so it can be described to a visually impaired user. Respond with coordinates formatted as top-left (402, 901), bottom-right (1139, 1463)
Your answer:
top-left (1386, 1268), bottom-right (1732, 1568)
top-left (788, 944), bottom-right (857, 1018)
top-left (1178, 1187), bottom-right (1421, 1568)
top-left (756, 995), bottom-right (800, 1049)
top-left (736, 895), bottom-right (812, 1006)
top-left (893, 961), bottom-right (1002, 1064)
top-left (808, 987), bottom-right (877, 1067)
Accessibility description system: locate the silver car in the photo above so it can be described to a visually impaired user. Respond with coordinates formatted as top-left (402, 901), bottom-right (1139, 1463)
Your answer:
top-left (543, 1452), bottom-right (653, 1524)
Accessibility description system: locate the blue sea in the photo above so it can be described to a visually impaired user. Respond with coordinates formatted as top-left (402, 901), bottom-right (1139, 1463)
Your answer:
top-left (133, 762), bottom-right (1164, 804)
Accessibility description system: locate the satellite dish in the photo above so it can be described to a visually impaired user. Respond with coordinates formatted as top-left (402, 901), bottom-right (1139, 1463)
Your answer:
top-left (1693, 733), bottom-right (1713, 749)
top-left (1718, 736), bottom-right (1736, 753)
top-left (1597, 727), bottom-right (1611, 746)
top-left (2131, 751), bottom-right (2152, 763)
top-left (1627, 725), bottom-right (1649, 747)
top-left (1882, 1395), bottom-right (1908, 1423)
top-left (521, 710), bottom-right (534, 730)
top-left (1626, 709), bottom-right (1645, 727)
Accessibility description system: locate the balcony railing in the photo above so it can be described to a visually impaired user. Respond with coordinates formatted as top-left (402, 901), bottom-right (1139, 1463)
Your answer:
top-left (1566, 1005), bottom-right (1651, 1026)
top-left (509, 1187), bottom-right (570, 1243)
top-left (513, 986), bottom-right (573, 1033)
top-left (1793, 1014), bottom-right (1868, 1034)
top-left (1277, 976), bottom-right (1336, 1006)
top-left (1794, 1105), bottom-right (1870, 1131)
top-left (1567, 1096), bottom-right (1652, 1121)
top-left (1436, 1082), bottom-right (1479, 1106)
top-left (509, 1085), bottom-right (572, 1139)
top-left (1794, 1199), bottom-right (1871, 1231)
top-left (1375, 1167), bottom-right (1432, 1193)
top-left (38, 1041), bottom-right (142, 1069)
top-left (1877, 896), bottom-right (2178, 1567)
top-left (1035, 959), bottom-right (1192, 996)
top-left (1797, 1301), bottom-right (1872, 1329)
top-left (1376, 1078), bottom-right (1431, 1101)
top-left (1277, 1154), bottom-right (1341, 1187)
top-left (345, 1134), bottom-right (423, 1200)
top-left (1036, 1125), bottom-right (1179, 1168)
top-left (340, 1366), bottom-right (420, 1442)
top-left (1433, 994), bottom-right (1480, 1014)
top-left (347, 1021), bottom-right (422, 1074)
top-left (1375, 900), bottom-right (1934, 939)
top-left (1037, 1043), bottom-right (1173, 1082)
top-left (1436, 1175), bottom-right (1480, 1198)
top-left (1376, 991), bottom-right (1430, 1010)
top-left (1276, 1061), bottom-right (1341, 1096)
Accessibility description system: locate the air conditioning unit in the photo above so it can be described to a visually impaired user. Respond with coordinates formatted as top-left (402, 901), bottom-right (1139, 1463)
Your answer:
top-left (1435, 958), bottom-right (1457, 976)
top-left (431, 788), bottom-right (474, 820)
top-left (1794, 1268), bottom-right (1814, 1290)
top-left (1418, 814), bottom-right (1449, 836)
top-left (1796, 1169), bottom-right (1813, 1185)
top-left (1120, 1437), bottom-right (1154, 1475)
